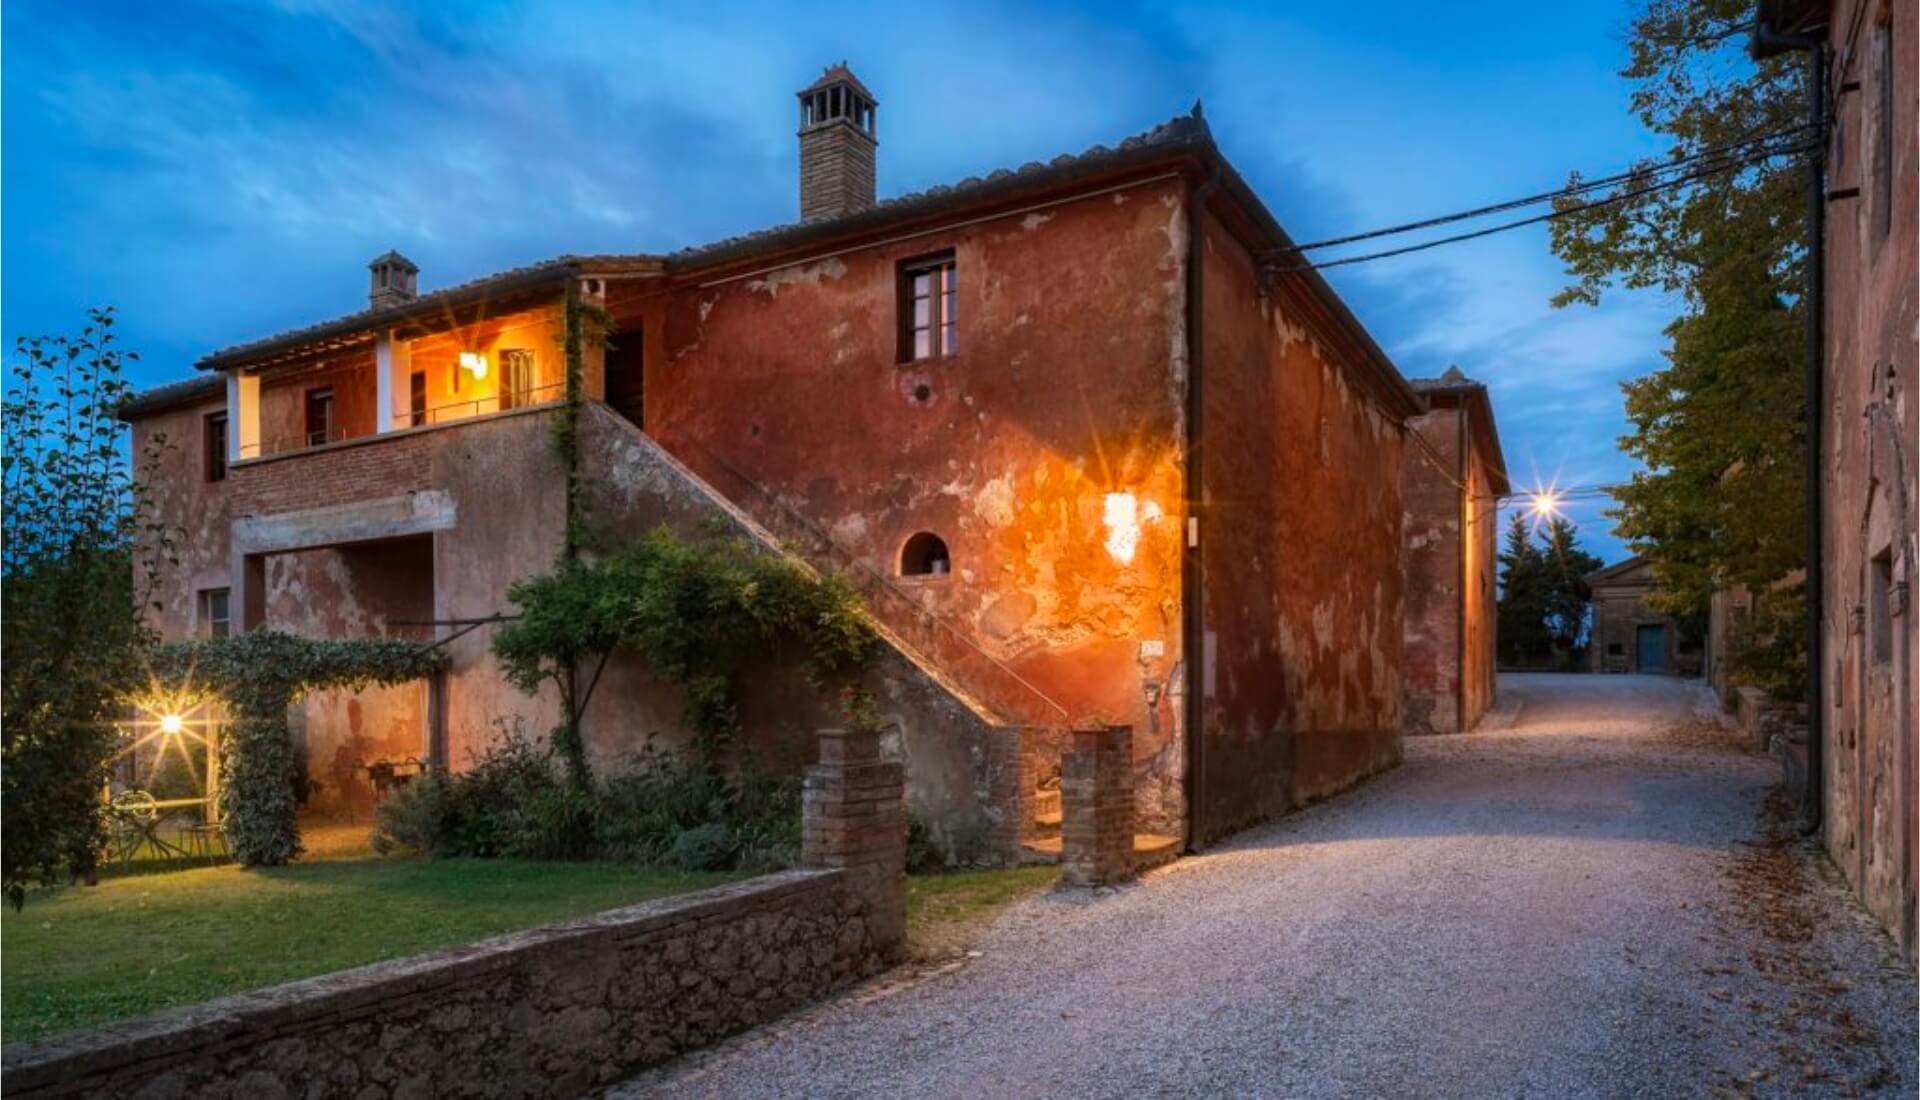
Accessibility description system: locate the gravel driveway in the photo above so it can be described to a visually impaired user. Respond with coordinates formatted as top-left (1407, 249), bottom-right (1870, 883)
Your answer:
top-left (616, 674), bottom-right (1915, 1098)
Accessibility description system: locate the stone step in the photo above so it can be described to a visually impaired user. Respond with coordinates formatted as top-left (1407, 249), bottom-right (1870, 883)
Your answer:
top-left (1033, 809), bottom-right (1062, 830)
top-left (1031, 788), bottom-right (1061, 818)
top-left (1133, 833), bottom-right (1182, 871)
top-left (1018, 835), bottom-right (1062, 865)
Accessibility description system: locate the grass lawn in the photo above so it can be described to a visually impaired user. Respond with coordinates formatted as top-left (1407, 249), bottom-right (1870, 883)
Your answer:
top-left (906, 866), bottom-right (1058, 961)
top-left (1, 831), bottom-right (743, 1044)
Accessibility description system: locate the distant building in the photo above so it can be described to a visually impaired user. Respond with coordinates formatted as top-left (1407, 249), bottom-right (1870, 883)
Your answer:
top-left (1584, 556), bottom-right (1699, 676)
top-left (1401, 367), bottom-right (1508, 734)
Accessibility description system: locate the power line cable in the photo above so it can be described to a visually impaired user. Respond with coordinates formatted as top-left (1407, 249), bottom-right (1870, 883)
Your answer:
top-left (1267, 123), bottom-right (1809, 256)
top-left (1266, 135), bottom-right (1813, 273)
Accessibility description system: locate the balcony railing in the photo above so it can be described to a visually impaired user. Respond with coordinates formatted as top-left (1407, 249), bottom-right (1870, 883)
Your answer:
top-left (235, 383), bottom-right (566, 459)
top-left (394, 382), bottom-right (566, 431)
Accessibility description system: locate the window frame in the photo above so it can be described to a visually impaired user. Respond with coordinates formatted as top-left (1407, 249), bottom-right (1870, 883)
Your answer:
top-left (200, 587), bottom-right (232, 639)
top-left (897, 252), bottom-right (957, 363)
top-left (304, 386), bottom-right (335, 447)
top-left (204, 411), bottom-right (228, 482)
top-left (409, 370), bottom-right (427, 427)
top-left (498, 348), bottom-right (536, 411)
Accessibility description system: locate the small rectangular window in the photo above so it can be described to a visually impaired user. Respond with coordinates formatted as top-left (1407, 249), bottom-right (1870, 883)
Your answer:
top-left (200, 587), bottom-right (231, 639)
top-left (899, 253), bottom-right (956, 362)
top-left (205, 411), bottom-right (228, 482)
top-left (409, 370), bottom-right (427, 426)
top-left (304, 386), bottom-right (334, 446)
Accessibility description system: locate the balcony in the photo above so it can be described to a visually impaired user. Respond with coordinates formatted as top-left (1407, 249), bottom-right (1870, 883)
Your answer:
top-left (227, 302), bottom-right (567, 461)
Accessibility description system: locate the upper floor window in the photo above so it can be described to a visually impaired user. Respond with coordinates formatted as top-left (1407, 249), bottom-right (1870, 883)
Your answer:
top-left (204, 411), bottom-right (228, 482)
top-left (304, 386), bottom-right (334, 446)
top-left (899, 253), bottom-right (956, 362)
top-left (409, 370), bottom-right (427, 427)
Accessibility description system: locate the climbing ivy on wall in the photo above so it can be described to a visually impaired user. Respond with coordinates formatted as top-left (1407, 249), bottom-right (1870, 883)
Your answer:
top-left (492, 527), bottom-right (879, 776)
top-left (552, 287), bottom-right (613, 557)
top-left (144, 632), bottom-right (448, 866)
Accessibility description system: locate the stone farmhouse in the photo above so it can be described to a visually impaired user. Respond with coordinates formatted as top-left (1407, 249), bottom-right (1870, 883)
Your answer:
top-left (1400, 367), bottom-right (1507, 734)
top-left (121, 66), bottom-right (1445, 865)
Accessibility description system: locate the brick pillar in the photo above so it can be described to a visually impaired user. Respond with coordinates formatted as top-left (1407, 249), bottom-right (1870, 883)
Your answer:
top-left (803, 728), bottom-right (906, 962)
top-left (1061, 725), bottom-right (1133, 886)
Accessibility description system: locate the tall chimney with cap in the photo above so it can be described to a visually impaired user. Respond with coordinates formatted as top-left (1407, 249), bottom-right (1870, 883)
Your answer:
top-left (368, 251), bottom-right (419, 310)
top-left (797, 63), bottom-right (877, 222)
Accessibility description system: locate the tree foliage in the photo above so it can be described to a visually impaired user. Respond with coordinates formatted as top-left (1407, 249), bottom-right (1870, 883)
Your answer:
top-left (493, 527), bottom-right (878, 777)
top-left (1548, 0), bottom-right (1809, 625)
top-left (1, 309), bottom-right (170, 907)
top-left (1498, 514), bottom-right (1604, 665)
top-left (145, 632), bottom-right (449, 866)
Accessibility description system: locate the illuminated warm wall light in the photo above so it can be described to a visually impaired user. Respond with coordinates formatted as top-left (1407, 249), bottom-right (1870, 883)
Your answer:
top-left (159, 713), bottom-right (184, 735)
top-left (1103, 492), bottom-right (1161, 565)
top-left (458, 351), bottom-right (489, 380)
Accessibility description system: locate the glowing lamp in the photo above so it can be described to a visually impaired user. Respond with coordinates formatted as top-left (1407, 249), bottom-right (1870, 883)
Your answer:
top-left (458, 351), bottom-right (489, 380)
top-left (159, 713), bottom-right (185, 735)
top-left (1104, 492), bottom-right (1158, 565)
top-left (1529, 491), bottom-right (1560, 518)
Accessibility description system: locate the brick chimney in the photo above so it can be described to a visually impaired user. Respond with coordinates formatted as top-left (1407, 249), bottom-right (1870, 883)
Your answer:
top-left (797, 63), bottom-right (877, 222)
top-left (368, 251), bottom-right (419, 310)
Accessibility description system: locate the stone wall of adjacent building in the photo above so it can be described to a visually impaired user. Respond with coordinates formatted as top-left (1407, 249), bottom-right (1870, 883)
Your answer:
top-left (1817, 0), bottom-right (1917, 960)
top-left (1401, 404), bottom-right (1465, 735)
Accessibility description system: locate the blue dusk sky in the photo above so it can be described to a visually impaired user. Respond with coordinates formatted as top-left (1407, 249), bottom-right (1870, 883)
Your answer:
top-left (3, 1), bottom-right (1692, 563)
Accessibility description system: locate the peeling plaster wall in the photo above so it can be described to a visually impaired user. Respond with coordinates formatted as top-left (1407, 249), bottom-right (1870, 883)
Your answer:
top-left (1194, 210), bottom-right (1406, 844)
top-left (423, 410), bottom-right (570, 766)
top-left (1819, 0), bottom-right (1917, 960)
top-left (257, 352), bottom-right (378, 454)
top-left (265, 539), bottom-right (433, 812)
top-left (1460, 432), bottom-right (1498, 730)
top-left (1401, 406), bottom-right (1465, 735)
top-left (130, 399), bottom-right (232, 640)
top-left (577, 405), bottom-right (1030, 863)
top-left (609, 178), bottom-right (1190, 834)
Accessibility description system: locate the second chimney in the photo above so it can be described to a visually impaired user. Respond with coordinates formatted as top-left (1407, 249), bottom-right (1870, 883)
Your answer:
top-left (368, 250), bottom-right (419, 310)
top-left (797, 63), bottom-right (877, 222)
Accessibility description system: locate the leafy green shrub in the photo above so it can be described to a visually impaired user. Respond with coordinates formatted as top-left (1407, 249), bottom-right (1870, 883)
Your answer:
top-left (669, 823), bottom-right (736, 871)
top-left (376, 730), bottom-right (804, 874)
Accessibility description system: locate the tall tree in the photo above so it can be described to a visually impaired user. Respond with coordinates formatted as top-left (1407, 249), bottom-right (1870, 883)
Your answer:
top-left (2, 309), bottom-right (171, 905)
top-left (1547, 0), bottom-right (1809, 624)
top-left (1539, 517), bottom-right (1606, 653)
top-left (1498, 513), bottom-right (1553, 665)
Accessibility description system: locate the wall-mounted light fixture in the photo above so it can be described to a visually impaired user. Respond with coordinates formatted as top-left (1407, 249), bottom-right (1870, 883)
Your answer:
top-left (1102, 492), bottom-right (1162, 565)
top-left (458, 351), bottom-right (489, 381)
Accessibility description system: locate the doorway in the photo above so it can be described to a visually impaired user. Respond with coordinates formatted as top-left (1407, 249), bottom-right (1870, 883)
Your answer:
top-left (1636, 623), bottom-right (1667, 674)
top-left (606, 326), bottom-right (643, 428)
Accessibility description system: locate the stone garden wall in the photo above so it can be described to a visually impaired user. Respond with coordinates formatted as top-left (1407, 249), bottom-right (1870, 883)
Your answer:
top-left (3, 729), bottom-right (907, 1099)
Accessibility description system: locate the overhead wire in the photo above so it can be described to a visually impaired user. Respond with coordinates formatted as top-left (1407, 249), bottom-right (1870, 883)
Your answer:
top-left (1266, 133), bottom-right (1814, 273)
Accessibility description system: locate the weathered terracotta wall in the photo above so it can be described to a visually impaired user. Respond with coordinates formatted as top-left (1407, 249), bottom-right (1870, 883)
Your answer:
top-left (1195, 209), bottom-right (1406, 843)
top-left (576, 404), bottom-right (1031, 863)
top-left (425, 410), bottom-right (570, 766)
top-left (1819, 0), bottom-right (1917, 959)
top-left (257, 352), bottom-right (377, 453)
top-left (130, 398), bottom-right (231, 640)
top-left (609, 178), bottom-right (1190, 832)
top-left (265, 538), bottom-right (434, 811)
top-left (1461, 425), bottom-right (1498, 729)
top-left (1401, 406), bottom-right (1465, 734)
